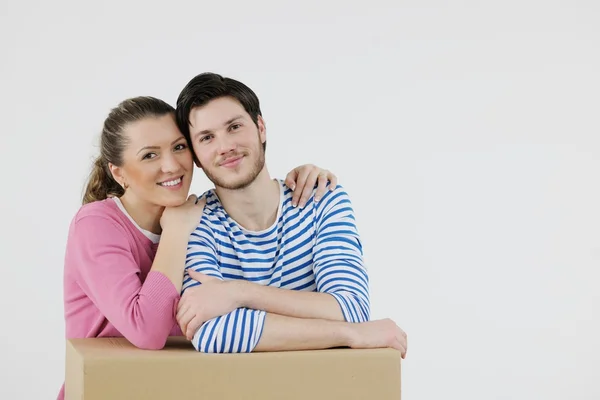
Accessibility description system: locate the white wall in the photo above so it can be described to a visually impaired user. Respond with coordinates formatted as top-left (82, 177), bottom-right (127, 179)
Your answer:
top-left (1, 0), bottom-right (599, 398)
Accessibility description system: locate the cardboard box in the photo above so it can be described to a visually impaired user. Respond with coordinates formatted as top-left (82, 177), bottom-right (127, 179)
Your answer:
top-left (65, 336), bottom-right (401, 399)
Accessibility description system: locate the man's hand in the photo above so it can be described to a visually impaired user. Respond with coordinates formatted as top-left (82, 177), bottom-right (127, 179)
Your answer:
top-left (347, 318), bottom-right (408, 358)
top-left (176, 270), bottom-right (242, 340)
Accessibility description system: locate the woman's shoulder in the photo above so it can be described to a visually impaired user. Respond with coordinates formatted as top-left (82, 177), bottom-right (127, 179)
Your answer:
top-left (74, 198), bottom-right (120, 219)
top-left (70, 198), bottom-right (131, 234)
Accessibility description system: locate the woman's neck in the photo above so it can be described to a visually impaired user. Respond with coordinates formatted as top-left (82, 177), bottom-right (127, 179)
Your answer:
top-left (118, 193), bottom-right (164, 234)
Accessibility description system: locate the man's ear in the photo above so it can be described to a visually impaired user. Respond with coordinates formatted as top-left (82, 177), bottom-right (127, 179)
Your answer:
top-left (257, 115), bottom-right (267, 144)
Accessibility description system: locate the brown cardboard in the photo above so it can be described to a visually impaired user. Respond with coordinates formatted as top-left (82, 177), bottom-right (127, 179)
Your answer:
top-left (65, 336), bottom-right (401, 399)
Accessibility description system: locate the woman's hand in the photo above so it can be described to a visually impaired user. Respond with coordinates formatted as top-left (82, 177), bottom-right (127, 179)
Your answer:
top-left (284, 164), bottom-right (338, 208)
top-left (160, 195), bottom-right (206, 235)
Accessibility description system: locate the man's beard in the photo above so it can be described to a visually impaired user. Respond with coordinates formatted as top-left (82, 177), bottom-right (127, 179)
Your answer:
top-left (203, 143), bottom-right (265, 190)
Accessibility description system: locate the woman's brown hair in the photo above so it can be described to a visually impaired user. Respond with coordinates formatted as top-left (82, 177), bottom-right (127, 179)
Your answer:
top-left (82, 96), bottom-right (175, 204)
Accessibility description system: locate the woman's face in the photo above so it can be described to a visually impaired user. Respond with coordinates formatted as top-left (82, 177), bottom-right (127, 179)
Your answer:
top-left (111, 113), bottom-right (194, 208)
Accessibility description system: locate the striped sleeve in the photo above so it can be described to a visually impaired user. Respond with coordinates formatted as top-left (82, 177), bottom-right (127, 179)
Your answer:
top-left (191, 307), bottom-right (266, 353)
top-left (184, 215), bottom-right (266, 353)
top-left (312, 186), bottom-right (370, 323)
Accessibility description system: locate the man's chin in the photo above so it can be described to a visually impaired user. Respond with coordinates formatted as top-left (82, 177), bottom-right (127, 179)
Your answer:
top-left (211, 175), bottom-right (253, 190)
top-left (206, 158), bottom-right (264, 190)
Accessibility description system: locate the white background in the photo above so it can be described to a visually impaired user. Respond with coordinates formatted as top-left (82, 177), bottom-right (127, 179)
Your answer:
top-left (1, 0), bottom-right (599, 399)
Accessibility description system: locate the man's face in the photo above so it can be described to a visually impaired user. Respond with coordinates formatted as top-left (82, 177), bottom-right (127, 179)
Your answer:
top-left (188, 96), bottom-right (266, 190)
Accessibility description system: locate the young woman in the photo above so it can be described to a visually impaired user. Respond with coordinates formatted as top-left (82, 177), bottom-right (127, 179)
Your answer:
top-left (57, 96), bottom-right (338, 399)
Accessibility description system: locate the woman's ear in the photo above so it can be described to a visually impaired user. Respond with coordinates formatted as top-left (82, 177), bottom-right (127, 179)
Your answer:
top-left (108, 163), bottom-right (126, 188)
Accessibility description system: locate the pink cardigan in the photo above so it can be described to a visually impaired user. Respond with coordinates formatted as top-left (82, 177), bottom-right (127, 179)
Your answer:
top-left (58, 199), bottom-right (183, 399)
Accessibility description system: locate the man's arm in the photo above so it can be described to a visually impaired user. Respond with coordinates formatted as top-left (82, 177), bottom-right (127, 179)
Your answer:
top-left (180, 188), bottom-right (370, 351)
top-left (183, 252), bottom-right (400, 354)
top-left (182, 217), bottom-right (267, 352)
top-left (253, 313), bottom-right (350, 351)
top-left (233, 186), bottom-right (370, 323)
top-left (236, 283), bottom-right (346, 321)
top-left (311, 186), bottom-right (370, 322)
top-left (183, 224), bottom-right (267, 353)
top-left (255, 314), bottom-right (405, 354)
top-left (181, 218), bottom-right (353, 353)
top-left (192, 311), bottom-right (407, 355)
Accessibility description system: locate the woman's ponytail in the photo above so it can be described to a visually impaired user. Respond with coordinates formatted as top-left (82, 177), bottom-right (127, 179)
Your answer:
top-left (82, 156), bottom-right (124, 205)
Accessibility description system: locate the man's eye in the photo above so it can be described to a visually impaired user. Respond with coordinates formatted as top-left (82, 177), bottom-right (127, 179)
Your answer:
top-left (230, 123), bottom-right (241, 131)
top-left (199, 135), bottom-right (212, 142)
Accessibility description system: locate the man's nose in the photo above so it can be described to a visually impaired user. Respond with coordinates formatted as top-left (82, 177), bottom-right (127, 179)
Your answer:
top-left (216, 134), bottom-right (236, 155)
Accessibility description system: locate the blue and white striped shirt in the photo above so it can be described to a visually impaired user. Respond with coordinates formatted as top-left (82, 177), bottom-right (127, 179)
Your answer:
top-left (182, 180), bottom-right (370, 353)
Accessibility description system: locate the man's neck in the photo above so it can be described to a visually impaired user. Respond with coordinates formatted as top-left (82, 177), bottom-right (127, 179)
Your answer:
top-left (119, 193), bottom-right (164, 235)
top-left (215, 167), bottom-right (280, 232)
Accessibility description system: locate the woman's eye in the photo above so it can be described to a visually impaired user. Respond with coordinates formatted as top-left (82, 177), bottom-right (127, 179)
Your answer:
top-left (174, 143), bottom-right (187, 151)
top-left (142, 153), bottom-right (156, 160)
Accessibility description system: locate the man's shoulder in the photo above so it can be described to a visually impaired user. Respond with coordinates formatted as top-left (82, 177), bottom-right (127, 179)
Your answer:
top-left (193, 189), bottom-right (228, 234)
top-left (312, 184), bottom-right (354, 215)
top-left (195, 189), bottom-right (222, 214)
top-left (277, 179), bottom-right (347, 204)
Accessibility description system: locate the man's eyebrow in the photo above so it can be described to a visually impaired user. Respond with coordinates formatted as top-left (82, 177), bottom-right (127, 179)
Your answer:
top-left (224, 115), bottom-right (244, 126)
top-left (136, 137), bottom-right (184, 155)
top-left (192, 115), bottom-right (244, 138)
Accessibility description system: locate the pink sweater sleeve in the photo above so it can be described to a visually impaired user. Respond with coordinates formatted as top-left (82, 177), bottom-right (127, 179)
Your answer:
top-left (70, 215), bottom-right (179, 349)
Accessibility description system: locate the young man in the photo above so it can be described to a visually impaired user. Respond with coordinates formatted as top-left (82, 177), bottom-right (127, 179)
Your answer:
top-left (174, 72), bottom-right (407, 358)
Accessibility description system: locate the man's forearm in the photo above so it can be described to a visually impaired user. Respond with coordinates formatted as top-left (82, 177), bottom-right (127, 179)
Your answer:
top-left (237, 281), bottom-right (346, 321)
top-left (192, 308), bottom-right (353, 353)
top-left (191, 307), bottom-right (404, 355)
top-left (253, 313), bottom-right (352, 352)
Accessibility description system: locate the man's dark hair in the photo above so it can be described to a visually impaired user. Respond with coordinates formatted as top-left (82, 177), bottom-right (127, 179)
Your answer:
top-left (175, 72), bottom-right (265, 160)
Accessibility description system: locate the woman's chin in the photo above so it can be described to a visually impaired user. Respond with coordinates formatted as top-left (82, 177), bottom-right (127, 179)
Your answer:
top-left (158, 193), bottom-right (189, 208)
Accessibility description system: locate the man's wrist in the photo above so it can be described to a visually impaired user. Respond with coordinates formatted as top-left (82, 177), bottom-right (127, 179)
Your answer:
top-left (338, 321), bottom-right (356, 348)
top-left (232, 280), bottom-right (253, 309)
